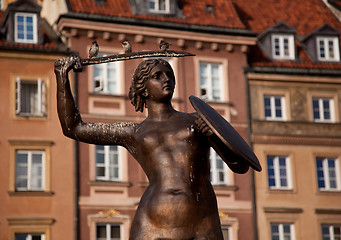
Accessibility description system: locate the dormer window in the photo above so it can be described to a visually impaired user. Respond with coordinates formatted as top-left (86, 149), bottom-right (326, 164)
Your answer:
top-left (272, 34), bottom-right (295, 60)
top-left (258, 22), bottom-right (297, 61)
top-left (317, 36), bottom-right (340, 62)
top-left (14, 12), bottom-right (37, 44)
top-left (147, 0), bottom-right (170, 13)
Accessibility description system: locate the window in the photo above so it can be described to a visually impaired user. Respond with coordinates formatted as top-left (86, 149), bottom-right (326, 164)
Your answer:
top-left (272, 35), bottom-right (295, 60)
top-left (200, 62), bottom-right (223, 101)
top-left (210, 148), bottom-right (228, 185)
top-left (264, 95), bottom-right (286, 120)
top-left (96, 145), bottom-right (121, 181)
top-left (317, 37), bottom-right (340, 61)
top-left (316, 157), bottom-right (340, 191)
top-left (15, 150), bottom-right (45, 191)
top-left (267, 156), bottom-right (292, 189)
top-left (312, 97), bottom-right (334, 122)
top-left (322, 225), bottom-right (341, 240)
top-left (15, 233), bottom-right (45, 240)
top-left (93, 53), bottom-right (121, 95)
top-left (221, 225), bottom-right (232, 240)
top-left (270, 223), bottom-right (295, 240)
top-left (147, 0), bottom-right (169, 13)
top-left (16, 77), bottom-right (46, 117)
top-left (97, 223), bottom-right (121, 240)
top-left (14, 12), bottom-right (37, 44)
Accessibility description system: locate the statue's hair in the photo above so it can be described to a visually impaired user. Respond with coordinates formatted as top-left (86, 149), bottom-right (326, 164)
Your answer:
top-left (129, 58), bottom-right (175, 112)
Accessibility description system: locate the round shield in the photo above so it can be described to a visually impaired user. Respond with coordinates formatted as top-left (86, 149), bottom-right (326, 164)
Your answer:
top-left (189, 95), bottom-right (261, 172)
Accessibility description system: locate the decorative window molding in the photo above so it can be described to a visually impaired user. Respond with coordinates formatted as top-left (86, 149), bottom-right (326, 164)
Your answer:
top-left (88, 210), bottom-right (130, 240)
top-left (267, 156), bottom-right (292, 190)
top-left (263, 95), bottom-right (286, 121)
top-left (221, 225), bottom-right (232, 240)
top-left (93, 53), bottom-right (122, 95)
top-left (15, 76), bottom-right (47, 118)
top-left (317, 36), bottom-right (340, 62)
top-left (96, 223), bottom-right (122, 240)
top-left (321, 224), bottom-right (341, 240)
top-left (220, 215), bottom-right (239, 240)
top-left (8, 218), bottom-right (53, 240)
top-left (8, 140), bottom-right (52, 193)
top-left (210, 148), bottom-right (229, 185)
top-left (271, 34), bottom-right (295, 60)
top-left (147, 0), bottom-right (170, 13)
top-left (312, 97), bottom-right (335, 122)
top-left (95, 145), bottom-right (122, 182)
top-left (15, 150), bottom-right (45, 191)
top-left (307, 91), bottom-right (339, 123)
top-left (316, 157), bottom-right (341, 191)
top-left (270, 223), bottom-right (295, 240)
top-left (14, 12), bottom-right (38, 44)
top-left (199, 62), bottom-right (224, 101)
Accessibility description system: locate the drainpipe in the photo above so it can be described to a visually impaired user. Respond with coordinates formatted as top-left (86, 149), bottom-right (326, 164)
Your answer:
top-left (244, 68), bottom-right (259, 240)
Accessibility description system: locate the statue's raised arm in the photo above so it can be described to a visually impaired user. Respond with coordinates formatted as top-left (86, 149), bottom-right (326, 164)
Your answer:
top-left (54, 55), bottom-right (138, 158)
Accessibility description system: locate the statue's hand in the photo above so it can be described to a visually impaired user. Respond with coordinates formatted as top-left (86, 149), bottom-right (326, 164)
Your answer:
top-left (195, 117), bottom-right (213, 137)
top-left (54, 54), bottom-right (81, 75)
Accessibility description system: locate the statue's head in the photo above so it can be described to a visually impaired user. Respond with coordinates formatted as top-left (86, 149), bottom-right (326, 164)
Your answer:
top-left (129, 58), bottom-right (175, 112)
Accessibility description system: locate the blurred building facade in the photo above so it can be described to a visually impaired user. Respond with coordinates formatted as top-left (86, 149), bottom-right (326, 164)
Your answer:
top-left (234, 0), bottom-right (341, 239)
top-left (1, 0), bottom-right (341, 240)
top-left (41, 0), bottom-right (259, 239)
top-left (0, 0), bottom-right (74, 240)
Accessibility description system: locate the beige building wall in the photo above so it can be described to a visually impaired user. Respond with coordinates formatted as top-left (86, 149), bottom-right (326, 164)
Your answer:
top-left (0, 51), bottom-right (75, 240)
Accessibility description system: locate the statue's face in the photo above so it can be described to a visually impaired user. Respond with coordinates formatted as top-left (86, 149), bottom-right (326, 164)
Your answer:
top-left (145, 63), bottom-right (175, 102)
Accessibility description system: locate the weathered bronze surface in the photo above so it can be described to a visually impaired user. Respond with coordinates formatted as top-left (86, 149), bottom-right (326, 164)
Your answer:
top-left (54, 54), bottom-right (260, 240)
top-left (190, 95), bottom-right (261, 172)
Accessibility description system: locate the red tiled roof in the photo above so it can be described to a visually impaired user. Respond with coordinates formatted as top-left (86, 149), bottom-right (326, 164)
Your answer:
top-left (67, 0), bottom-right (246, 29)
top-left (231, 0), bottom-right (341, 70)
top-left (249, 43), bottom-right (341, 71)
top-left (232, 0), bottom-right (341, 35)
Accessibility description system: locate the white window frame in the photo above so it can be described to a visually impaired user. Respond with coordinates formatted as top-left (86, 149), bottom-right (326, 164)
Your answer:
top-left (312, 97), bottom-right (335, 122)
top-left (267, 156), bottom-right (292, 190)
top-left (221, 225), bottom-right (232, 240)
top-left (15, 150), bottom-right (45, 191)
top-left (270, 223), bottom-right (295, 240)
top-left (96, 223), bottom-right (122, 240)
top-left (93, 53), bottom-right (121, 95)
top-left (316, 157), bottom-right (341, 191)
top-left (264, 95), bottom-right (286, 121)
top-left (199, 62), bottom-right (223, 101)
top-left (16, 77), bottom-right (46, 117)
top-left (210, 148), bottom-right (228, 185)
top-left (14, 12), bottom-right (38, 44)
top-left (317, 36), bottom-right (340, 62)
top-left (15, 233), bottom-right (46, 240)
top-left (147, 0), bottom-right (170, 13)
top-left (322, 224), bottom-right (341, 240)
top-left (272, 34), bottom-right (295, 60)
top-left (95, 145), bottom-right (122, 181)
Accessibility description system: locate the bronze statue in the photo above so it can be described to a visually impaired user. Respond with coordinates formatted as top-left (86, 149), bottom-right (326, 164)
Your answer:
top-left (54, 54), bottom-right (260, 240)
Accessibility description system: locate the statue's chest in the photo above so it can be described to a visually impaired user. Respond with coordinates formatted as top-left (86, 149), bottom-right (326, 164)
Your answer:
top-left (136, 121), bottom-right (198, 151)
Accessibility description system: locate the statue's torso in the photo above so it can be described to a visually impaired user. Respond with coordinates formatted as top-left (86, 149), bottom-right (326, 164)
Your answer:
top-left (130, 112), bottom-right (223, 240)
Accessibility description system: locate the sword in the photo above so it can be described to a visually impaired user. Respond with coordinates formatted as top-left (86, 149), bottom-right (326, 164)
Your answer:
top-left (73, 50), bottom-right (195, 72)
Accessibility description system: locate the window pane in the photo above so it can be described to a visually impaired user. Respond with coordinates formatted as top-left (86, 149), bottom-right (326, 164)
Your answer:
top-left (97, 225), bottom-right (107, 238)
top-left (21, 81), bottom-right (38, 114)
top-left (96, 167), bottom-right (105, 177)
top-left (316, 158), bottom-right (325, 189)
top-left (111, 225), bottom-right (121, 238)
